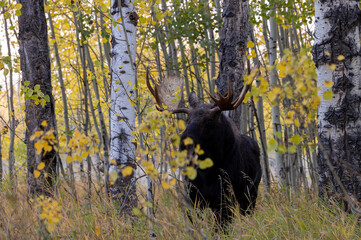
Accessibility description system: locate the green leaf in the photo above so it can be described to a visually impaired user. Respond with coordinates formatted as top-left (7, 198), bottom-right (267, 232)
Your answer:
top-left (44, 95), bottom-right (50, 102)
top-left (27, 89), bottom-right (34, 98)
top-left (323, 91), bottom-right (333, 100)
top-left (38, 91), bottom-right (44, 98)
top-left (34, 84), bottom-right (40, 91)
top-left (40, 99), bottom-right (46, 107)
top-left (275, 131), bottom-right (282, 139)
top-left (290, 135), bottom-right (303, 145)
top-left (268, 139), bottom-right (278, 152)
top-left (277, 145), bottom-right (287, 154)
top-left (132, 208), bottom-right (141, 216)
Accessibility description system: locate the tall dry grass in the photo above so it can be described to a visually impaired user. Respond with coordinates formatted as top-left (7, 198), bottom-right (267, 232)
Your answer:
top-left (0, 178), bottom-right (360, 239)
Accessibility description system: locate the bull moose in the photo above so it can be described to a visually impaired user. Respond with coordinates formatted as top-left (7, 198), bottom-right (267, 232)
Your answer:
top-left (146, 70), bottom-right (262, 225)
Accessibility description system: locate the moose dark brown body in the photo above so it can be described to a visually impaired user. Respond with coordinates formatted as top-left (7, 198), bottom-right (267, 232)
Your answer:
top-left (180, 99), bottom-right (261, 224)
top-left (146, 69), bottom-right (261, 225)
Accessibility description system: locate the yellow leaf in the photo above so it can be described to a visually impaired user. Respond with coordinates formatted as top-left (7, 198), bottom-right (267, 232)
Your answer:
top-left (15, 3), bottom-right (22, 10)
top-left (121, 166), bottom-right (133, 177)
top-left (75, 155), bottom-right (82, 162)
top-left (329, 64), bottom-right (336, 70)
top-left (41, 120), bottom-right (48, 127)
top-left (325, 81), bottom-right (333, 88)
top-left (34, 141), bottom-right (43, 155)
top-left (323, 91), bottom-right (333, 100)
top-left (81, 152), bottom-right (89, 158)
top-left (37, 162), bottom-right (45, 170)
top-left (337, 55), bottom-right (345, 61)
top-left (161, 181), bottom-right (170, 189)
top-left (95, 227), bottom-right (101, 237)
top-left (183, 137), bottom-right (193, 146)
top-left (294, 118), bottom-right (300, 127)
top-left (4, 11), bottom-right (10, 19)
top-left (194, 144), bottom-right (204, 155)
top-left (34, 170), bottom-right (41, 178)
top-left (251, 49), bottom-right (256, 58)
top-left (44, 144), bottom-right (52, 152)
top-left (178, 120), bottom-right (186, 131)
top-left (186, 166), bottom-right (197, 180)
top-left (66, 156), bottom-right (73, 164)
top-left (199, 158), bottom-right (213, 170)
top-left (247, 41), bottom-right (255, 48)
top-left (127, 80), bottom-right (132, 86)
top-left (169, 178), bottom-right (177, 186)
top-left (284, 117), bottom-right (293, 126)
top-left (109, 171), bottom-right (118, 185)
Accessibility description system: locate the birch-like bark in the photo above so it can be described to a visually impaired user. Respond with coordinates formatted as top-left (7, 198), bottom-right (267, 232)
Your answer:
top-left (100, 11), bottom-right (111, 68)
top-left (178, 38), bottom-right (190, 98)
top-left (250, 26), bottom-right (271, 190)
top-left (48, 9), bottom-right (75, 187)
top-left (95, 12), bottom-right (110, 102)
top-left (17, 0), bottom-right (58, 195)
top-left (3, 11), bottom-right (16, 183)
top-left (313, 0), bottom-right (361, 209)
top-left (173, 2), bottom-right (190, 98)
top-left (110, 0), bottom-right (138, 215)
top-left (84, 44), bottom-right (109, 174)
top-left (161, 0), bottom-right (180, 77)
top-left (268, 5), bottom-right (286, 184)
top-left (189, 41), bottom-right (204, 102)
top-left (205, 1), bottom-right (216, 93)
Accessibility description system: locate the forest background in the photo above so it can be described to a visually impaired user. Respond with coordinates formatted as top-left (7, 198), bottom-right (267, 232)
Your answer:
top-left (0, 0), bottom-right (360, 239)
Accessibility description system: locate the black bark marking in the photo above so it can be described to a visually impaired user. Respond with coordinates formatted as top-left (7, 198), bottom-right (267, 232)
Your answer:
top-left (129, 11), bottom-right (139, 26)
top-left (318, 131), bottom-right (361, 209)
top-left (324, 94), bottom-right (360, 128)
top-left (312, 3), bottom-right (361, 68)
top-left (111, 37), bottom-right (116, 48)
top-left (333, 75), bottom-right (354, 93)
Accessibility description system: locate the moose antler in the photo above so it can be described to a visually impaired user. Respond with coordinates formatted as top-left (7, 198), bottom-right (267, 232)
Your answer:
top-left (146, 68), bottom-right (190, 114)
top-left (207, 73), bottom-right (255, 111)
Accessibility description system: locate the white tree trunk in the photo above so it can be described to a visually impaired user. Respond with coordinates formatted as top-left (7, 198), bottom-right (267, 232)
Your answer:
top-left (313, 0), bottom-right (361, 209)
top-left (109, 0), bottom-right (138, 215)
top-left (268, 7), bottom-right (286, 184)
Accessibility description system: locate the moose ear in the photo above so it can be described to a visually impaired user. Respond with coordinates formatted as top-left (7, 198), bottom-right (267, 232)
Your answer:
top-left (188, 92), bottom-right (200, 108)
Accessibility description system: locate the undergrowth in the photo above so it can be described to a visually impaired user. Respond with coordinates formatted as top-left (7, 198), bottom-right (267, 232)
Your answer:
top-left (0, 179), bottom-right (360, 240)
